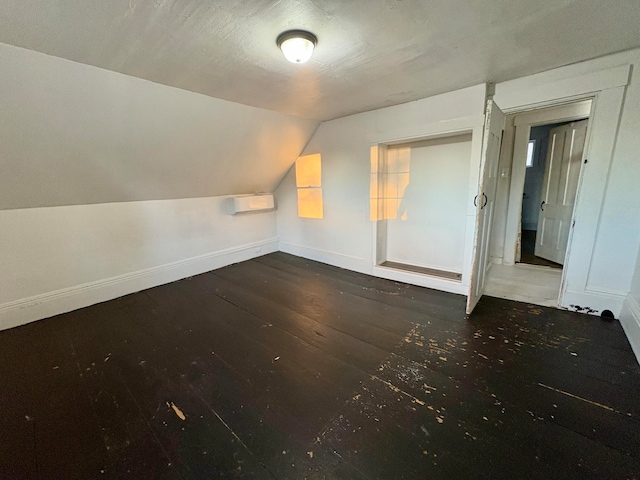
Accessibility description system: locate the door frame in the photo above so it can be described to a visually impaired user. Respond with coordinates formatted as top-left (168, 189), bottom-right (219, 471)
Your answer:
top-left (503, 100), bottom-right (592, 267)
top-left (368, 115), bottom-right (486, 296)
top-left (493, 63), bottom-right (630, 313)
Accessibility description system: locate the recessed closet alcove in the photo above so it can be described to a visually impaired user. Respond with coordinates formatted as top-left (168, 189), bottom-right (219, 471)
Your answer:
top-left (371, 131), bottom-right (475, 282)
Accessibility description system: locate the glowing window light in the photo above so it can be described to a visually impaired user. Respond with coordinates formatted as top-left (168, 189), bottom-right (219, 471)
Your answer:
top-left (296, 153), bottom-right (323, 219)
top-left (526, 140), bottom-right (535, 167)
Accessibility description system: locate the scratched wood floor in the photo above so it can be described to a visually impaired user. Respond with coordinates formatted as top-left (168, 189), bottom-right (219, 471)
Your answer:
top-left (1, 252), bottom-right (640, 479)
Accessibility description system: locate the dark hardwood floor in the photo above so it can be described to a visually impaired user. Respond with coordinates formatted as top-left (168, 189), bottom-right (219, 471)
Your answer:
top-left (1, 252), bottom-right (639, 479)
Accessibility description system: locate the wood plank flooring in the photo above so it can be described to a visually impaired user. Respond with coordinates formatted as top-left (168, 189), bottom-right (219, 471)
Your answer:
top-left (1, 252), bottom-right (639, 479)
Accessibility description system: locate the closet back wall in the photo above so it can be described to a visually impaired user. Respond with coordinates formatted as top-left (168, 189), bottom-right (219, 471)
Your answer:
top-left (386, 135), bottom-right (472, 273)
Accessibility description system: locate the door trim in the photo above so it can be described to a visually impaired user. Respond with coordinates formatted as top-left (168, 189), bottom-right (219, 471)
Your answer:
top-left (503, 100), bottom-right (592, 268)
top-left (369, 117), bottom-right (485, 292)
top-left (493, 63), bottom-right (630, 314)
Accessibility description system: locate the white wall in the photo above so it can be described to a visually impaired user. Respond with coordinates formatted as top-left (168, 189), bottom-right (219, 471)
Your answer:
top-left (275, 84), bottom-right (487, 293)
top-left (0, 42), bottom-right (319, 210)
top-left (0, 42), bottom-right (308, 330)
top-left (277, 48), bottom-right (640, 324)
top-left (0, 197), bottom-right (278, 330)
top-left (386, 136), bottom-right (472, 273)
top-left (493, 48), bottom-right (640, 316)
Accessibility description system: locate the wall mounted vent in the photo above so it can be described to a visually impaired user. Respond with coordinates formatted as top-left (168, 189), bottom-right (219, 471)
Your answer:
top-left (231, 194), bottom-right (275, 214)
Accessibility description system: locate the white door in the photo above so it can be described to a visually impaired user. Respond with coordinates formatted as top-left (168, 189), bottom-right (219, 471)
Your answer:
top-left (466, 99), bottom-right (505, 314)
top-left (534, 120), bottom-right (588, 265)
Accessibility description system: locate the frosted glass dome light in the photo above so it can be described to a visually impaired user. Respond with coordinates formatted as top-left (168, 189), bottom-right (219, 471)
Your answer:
top-left (277, 30), bottom-right (317, 64)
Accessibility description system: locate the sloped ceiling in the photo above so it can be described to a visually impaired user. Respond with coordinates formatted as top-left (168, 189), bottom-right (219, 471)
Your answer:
top-left (0, 44), bottom-right (318, 209)
top-left (1, 0), bottom-right (640, 121)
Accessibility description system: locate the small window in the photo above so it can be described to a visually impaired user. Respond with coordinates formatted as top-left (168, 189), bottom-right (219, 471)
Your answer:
top-left (526, 140), bottom-right (535, 167)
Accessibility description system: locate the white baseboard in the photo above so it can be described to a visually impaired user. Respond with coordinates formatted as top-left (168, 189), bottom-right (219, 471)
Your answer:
top-left (372, 266), bottom-right (467, 295)
top-left (0, 238), bottom-right (279, 331)
top-left (620, 296), bottom-right (640, 365)
top-left (560, 289), bottom-right (625, 317)
top-left (279, 241), bottom-right (372, 275)
top-left (279, 241), bottom-right (467, 296)
top-left (489, 256), bottom-right (503, 265)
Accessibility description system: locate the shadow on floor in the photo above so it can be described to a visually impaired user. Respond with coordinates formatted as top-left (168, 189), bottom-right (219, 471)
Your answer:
top-left (519, 229), bottom-right (562, 269)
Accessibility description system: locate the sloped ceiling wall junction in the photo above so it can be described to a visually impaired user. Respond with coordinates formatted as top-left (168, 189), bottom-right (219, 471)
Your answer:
top-left (0, 43), bottom-right (319, 210)
top-left (1, 1), bottom-right (639, 209)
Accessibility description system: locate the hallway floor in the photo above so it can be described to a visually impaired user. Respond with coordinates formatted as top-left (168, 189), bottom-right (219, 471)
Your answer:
top-left (485, 262), bottom-right (562, 308)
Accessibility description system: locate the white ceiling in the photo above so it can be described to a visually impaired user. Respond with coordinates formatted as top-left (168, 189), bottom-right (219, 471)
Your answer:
top-left (1, 0), bottom-right (639, 120)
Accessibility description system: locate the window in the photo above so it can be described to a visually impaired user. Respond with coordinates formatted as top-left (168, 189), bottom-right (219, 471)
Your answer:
top-left (296, 153), bottom-right (323, 219)
top-left (526, 140), bottom-right (535, 167)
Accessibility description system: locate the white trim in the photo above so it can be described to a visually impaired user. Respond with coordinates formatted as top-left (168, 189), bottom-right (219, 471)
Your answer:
top-left (376, 115), bottom-right (486, 146)
top-left (370, 123), bottom-right (484, 295)
top-left (496, 64), bottom-right (631, 111)
top-left (620, 296), bottom-right (640, 365)
top-left (513, 262), bottom-right (562, 273)
top-left (563, 86), bottom-right (626, 297)
top-left (491, 63), bottom-right (631, 325)
top-left (503, 100), bottom-right (593, 266)
top-left (279, 241), bottom-right (467, 295)
top-left (0, 238), bottom-right (279, 331)
top-left (372, 266), bottom-right (467, 296)
top-left (560, 289), bottom-right (625, 317)
top-left (513, 100), bottom-right (592, 126)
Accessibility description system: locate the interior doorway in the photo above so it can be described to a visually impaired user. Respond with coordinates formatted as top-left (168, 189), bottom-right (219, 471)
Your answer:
top-left (518, 119), bottom-right (589, 269)
top-left (485, 100), bottom-right (591, 307)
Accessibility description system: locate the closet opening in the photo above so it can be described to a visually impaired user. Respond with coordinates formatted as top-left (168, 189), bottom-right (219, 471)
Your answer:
top-left (371, 131), bottom-right (474, 282)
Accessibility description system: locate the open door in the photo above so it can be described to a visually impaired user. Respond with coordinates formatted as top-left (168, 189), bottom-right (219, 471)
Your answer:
top-left (534, 120), bottom-right (588, 265)
top-left (466, 99), bottom-right (505, 314)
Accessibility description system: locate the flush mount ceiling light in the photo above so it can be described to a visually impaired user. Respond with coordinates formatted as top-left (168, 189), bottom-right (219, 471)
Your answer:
top-left (276, 30), bottom-right (317, 64)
